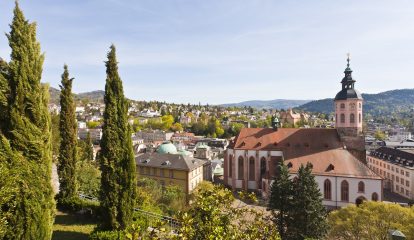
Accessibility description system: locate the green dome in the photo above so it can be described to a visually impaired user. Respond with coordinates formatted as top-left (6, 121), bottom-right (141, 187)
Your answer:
top-left (157, 142), bottom-right (178, 154)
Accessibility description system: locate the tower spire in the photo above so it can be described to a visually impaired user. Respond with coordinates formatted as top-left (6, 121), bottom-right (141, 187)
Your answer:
top-left (347, 53), bottom-right (350, 68)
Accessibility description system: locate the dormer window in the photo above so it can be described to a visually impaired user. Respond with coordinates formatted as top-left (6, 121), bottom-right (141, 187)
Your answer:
top-left (287, 162), bottom-right (293, 168)
top-left (326, 164), bottom-right (335, 172)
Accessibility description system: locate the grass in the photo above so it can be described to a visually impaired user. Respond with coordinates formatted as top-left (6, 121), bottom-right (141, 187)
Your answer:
top-left (52, 210), bottom-right (98, 240)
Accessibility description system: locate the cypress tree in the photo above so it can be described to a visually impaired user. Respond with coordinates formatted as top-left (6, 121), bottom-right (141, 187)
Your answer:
top-left (57, 65), bottom-right (78, 201)
top-left (99, 45), bottom-right (137, 230)
top-left (1, 2), bottom-right (54, 239)
top-left (289, 163), bottom-right (328, 239)
top-left (268, 162), bottom-right (294, 240)
top-left (85, 131), bottom-right (94, 161)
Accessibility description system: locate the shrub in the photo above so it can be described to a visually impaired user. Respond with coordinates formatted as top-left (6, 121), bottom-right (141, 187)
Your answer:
top-left (89, 230), bottom-right (123, 240)
top-left (56, 196), bottom-right (100, 215)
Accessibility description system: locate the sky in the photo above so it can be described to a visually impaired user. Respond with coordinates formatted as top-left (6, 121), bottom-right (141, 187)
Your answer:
top-left (1, 0), bottom-right (414, 104)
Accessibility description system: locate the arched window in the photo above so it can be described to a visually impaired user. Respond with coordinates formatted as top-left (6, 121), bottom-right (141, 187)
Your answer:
top-left (340, 114), bottom-right (345, 123)
top-left (341, 180), bottom-right (349, 202)
top-left (359, 113), bottom-right (362, 123)
top-left (324, 179), bottom-right (331, 200)
top-left (340, 103), bottom-right (345, 109)
top-left (350, 113), bottom-right (355, 123)
top-left (359, 102), bottom-right (362, 109)
top-left (372, 192), bottom-right (378, 201)
top-left (336, 114), bottom-right (338, 123)
top-left (238, 156), bottom-right (244, 180)
top-left (229, 154), bottom-right (233, 178)
top-left (358, 181), bottom-right (365, 193)
top-left (249, 157), bottom-right (255, 181)
top-left (260, 157), bottom-right (266, 179)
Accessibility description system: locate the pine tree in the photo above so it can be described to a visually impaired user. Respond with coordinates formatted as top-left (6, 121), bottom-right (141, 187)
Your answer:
top-left (1, 2), bottom-right (54, 239)
top-left (268, 162), bottom-right (294, 240)
top-left (289, 163), bottom-right (328, 239)
top-left (57, 65), bottom-right (78, 201)
top-left (99, 45), bottom-right (137, 230)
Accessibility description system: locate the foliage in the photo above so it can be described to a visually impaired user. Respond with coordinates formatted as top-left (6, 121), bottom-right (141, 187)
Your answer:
top-left (289, 163), bottom-right (328, 239)
top-left (170, 122), bottom-right (183, 132)
top-left (0, 3), bottom-right (55, 239)
top-left (374, 130), bottom-right (387, 141)
top-left (136, 178), bottom-right (185, 215)
top-left (170, 182), bottom-right (280, 240)
top-left (56, 197), bottom-right (99, 214)
top-left (328, 201), bottom-right (414, 240)
top-left (51, 113), bottom-right (61, 158)
top-left (87, 121), bottom-right (101, 129)
top-left (89, 230), bottom-right (124, 240)
top-left (57, 65), bottom-right (79, 201)
top-left (99, 45), bottom-right (137, 231)
top-left (269, 162), bottom-right (327, 240)
top-left (269, 162), bottom-right (294, 240)
top-left (77, 161), bottom-right (101, 197)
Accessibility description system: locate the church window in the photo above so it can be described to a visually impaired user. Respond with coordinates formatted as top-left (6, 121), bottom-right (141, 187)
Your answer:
top-left (341, 180), bottom-right (349, 201)
top-left (260, 157), bottom-right (266, 179)
top-left (359, 103), bottom-right (362, 109)
top-left (340, 103), bottom-right (345, 109)
top-left (372, 192), bottom-right (378, 201)
top-left (340, 114), bottom-right (345, 123)
top-left (249, 157), bottom-right (255, 181)
top-left (324, 179), bottom-right (332, 200)
top-left (350, 113), bottom-right (355, 123)
top-left (238, 156), bottom-right (244, 180)
top-left (358, 181), bottom-right (365, 193)
top-left (359, 113), bottom-right (362, 123)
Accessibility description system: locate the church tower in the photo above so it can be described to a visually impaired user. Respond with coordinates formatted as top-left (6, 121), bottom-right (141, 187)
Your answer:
top-left (334, 54), bottom-right (366, 163)
top-left (334, 54), bottom-right (363, 137)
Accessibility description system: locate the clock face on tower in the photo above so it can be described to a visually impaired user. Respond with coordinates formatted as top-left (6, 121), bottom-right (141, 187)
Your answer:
top-left (350, 103), bottom-right (356, 110)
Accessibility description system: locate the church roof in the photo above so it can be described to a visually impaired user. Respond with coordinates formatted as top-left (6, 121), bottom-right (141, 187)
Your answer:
top-left (334, 88), bottom-right (363, 100)
top-left (230, 128), bottom-right (381, 179)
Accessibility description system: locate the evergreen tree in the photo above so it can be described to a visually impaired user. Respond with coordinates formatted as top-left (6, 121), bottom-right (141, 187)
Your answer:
top-left (269, 162), bottom-right (294, 240)
top-left (57, 65), bottom-right (78, 201)
top-left (0, 3), bottom-right (54, 239)
top-left (289, 163), bottom-right (328, 239)
top-left (99, 45), bottom-right (137, 230)
top-left (85, 131), bottom-right (94, 160)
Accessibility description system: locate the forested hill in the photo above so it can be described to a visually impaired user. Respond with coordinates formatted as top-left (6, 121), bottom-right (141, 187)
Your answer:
top-left (298, 89), bottom-right (414, 116)
top-left (48, 86), bottom-right (104, 104)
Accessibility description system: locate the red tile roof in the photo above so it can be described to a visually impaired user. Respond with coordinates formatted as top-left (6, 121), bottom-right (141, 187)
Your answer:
top-left (231, 128), bottom-right (381, 179)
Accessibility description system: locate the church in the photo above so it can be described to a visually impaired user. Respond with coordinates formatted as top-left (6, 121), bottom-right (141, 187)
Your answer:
top-left (224, 57), bottom-right (382, 209)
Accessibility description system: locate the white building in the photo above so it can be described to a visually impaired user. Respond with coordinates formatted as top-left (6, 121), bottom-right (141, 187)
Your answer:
top-left (367, 147), bottom-right (414, 200)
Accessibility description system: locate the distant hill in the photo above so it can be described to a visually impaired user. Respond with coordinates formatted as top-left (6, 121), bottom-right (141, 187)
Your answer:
top-left (298, 89), bottom-right (414, 116)
top-left (48, 87), bottom-right (104, 104)
top-left (221, 99), bottom-right (311, 109)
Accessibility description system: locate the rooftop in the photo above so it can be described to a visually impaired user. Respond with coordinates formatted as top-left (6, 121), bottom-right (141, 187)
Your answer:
top-left (136, 152), bottom-right (206, 171)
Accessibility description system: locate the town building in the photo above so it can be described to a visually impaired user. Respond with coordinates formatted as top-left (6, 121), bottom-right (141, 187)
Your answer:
top-left (279, 108), bottom-right (309, 126)
top-left (135, 130), bottom-right (174, 144)
top-left (367, 147), bottom-right (414, 200)
top-left (224, 56), bottom-right (382, 209)
top-left (78, 128), bottom-right (103, 144)
top-left (135, 142), bottom-right (206, 194)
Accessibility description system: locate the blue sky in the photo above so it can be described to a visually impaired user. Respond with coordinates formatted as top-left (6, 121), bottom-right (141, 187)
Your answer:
top-left (1, 0), bottom-right (414, 104)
